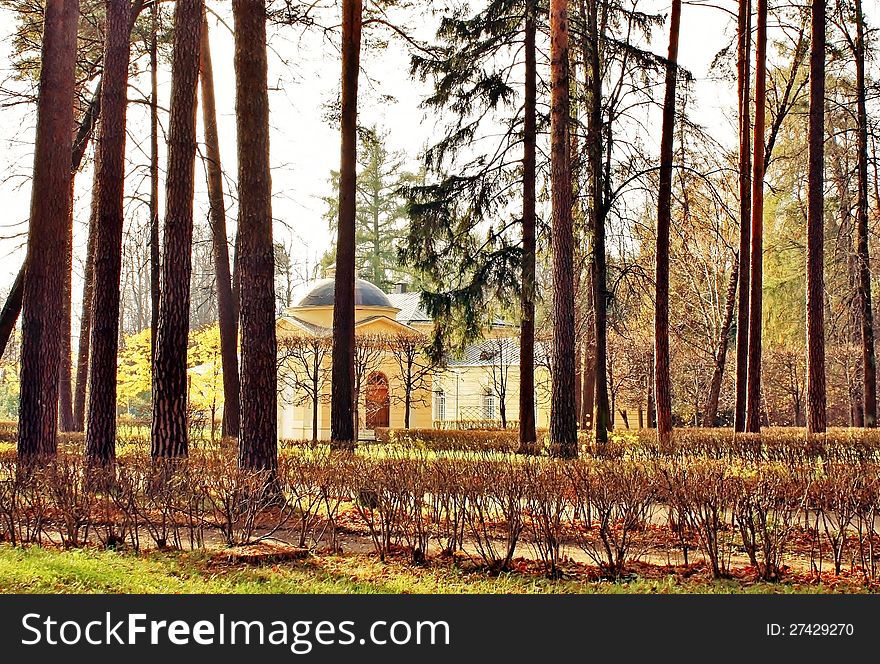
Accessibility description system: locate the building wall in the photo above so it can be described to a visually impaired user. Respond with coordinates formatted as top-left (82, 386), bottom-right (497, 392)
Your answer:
top-left (278, 352), bottom-right (434, 441)
top-left (431, 364), bottom-right (552, 429)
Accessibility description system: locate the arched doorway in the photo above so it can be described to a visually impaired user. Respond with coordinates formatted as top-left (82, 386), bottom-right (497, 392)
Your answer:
top-left (365, 372), bottom-right (390, 429)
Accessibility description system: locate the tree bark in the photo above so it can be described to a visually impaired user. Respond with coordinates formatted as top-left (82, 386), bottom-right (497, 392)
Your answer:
top-left (702, 258), bottom-right (739, 426)
top-left (854, 0), bottom-right (875, 427)
top-left (151, 0), bottom-right (203, 459)
top-left (233, 0), bottom-right (277, 470)
top-left (518, 0), bottom-right (537, 453)
top-left (548, 0), bottom-right (577, 458)
top-left (586, 0), bottom-right (610, 445)
top-left (150, 0), bottom-right (160, 365)
top-left (806, 0), bottom-right (826, 435)
top-left (85, 0), bottom-right (132, 466)
top-left (331, 0), bottom-right (362, 450)
top-left (654, 0), bottom-right (682, 446)
top-left (734, 0), bottom-right (752, 432)
top-left (745, 0), bottom-right (767, 433)
top-left (200, 11), bottom-right (241, 439)
top-left (72, 165), bottom-right (100, 431)
top-left (17, 0), bottom-right (80, 461)
top-left (58, 191), bottom-right (75, 432)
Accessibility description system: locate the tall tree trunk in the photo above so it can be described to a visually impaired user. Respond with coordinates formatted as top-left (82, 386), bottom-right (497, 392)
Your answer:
top-left (331, 0), bottom-right (362, 450)
top-left (149, 0), bottom-right (160, 365)
top-left (806, 0), bottom-right (826, 435)
top-left (58, 193), bottom-right (75, 432)
top-left (702, 258), bottom-right (739, 426)
top-left (200, 11), bottom-right (241, 439)
top-left (854, 0), bottom-right (875, 427)
top-left (233, 0), bottom-right (277, 471)
top-left (734, 0), bottom-right (752, 432)
top-left (72, 166), bottom-right (100, 431)
top-left (586, 0), bottom-right (610, 444)
top-left (745, 0), bottom-right (768, 433)
top-left (548, 0), bottom-right (577, 458)
top-left (518, 0), bottom-right (537, 453)
top-left (654, 0), bottom-right (682, 446)
top-left (17, 0), bottom-right (79, 461)
top-left (151, 0), bottom-right (203, 459)
top-left (85, 0), bottom-right (132, 466)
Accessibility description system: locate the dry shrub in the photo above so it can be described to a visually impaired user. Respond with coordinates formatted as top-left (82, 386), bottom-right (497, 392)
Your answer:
top-left (279, 452), bottom-right (328, 549)
top-left (198, 451), bottom-right (291, 547)
top-left (734, 465), bottom-right (806, 581)
top-left (43, 457), bottom-right (93, 548)
top-left (461, 456), bottom-right (524, 572)
top-left (658, 459), bottom-right (737, 577)
top-left (851, 471), bottom-right (880, 580)
top-left (569, 459), bottom-right (656, 577)
top-left (522, 459), bottom-right (571, 577)
top-left (134, 458), bottom-right (193, 550)
top-left (376, 428), bottom-right (523, 453)
top-left (348, 454), bottom-right (409, 561)
top-left (426, 457), bottom-right (468, 555)
top-left (0, 458), bottom-right (19, 544)
top-left (92, 464), bottom-right (140, 550)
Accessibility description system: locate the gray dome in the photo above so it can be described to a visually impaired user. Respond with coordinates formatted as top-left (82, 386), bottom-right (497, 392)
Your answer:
top-left (295, 278), bottom-right (394, 308)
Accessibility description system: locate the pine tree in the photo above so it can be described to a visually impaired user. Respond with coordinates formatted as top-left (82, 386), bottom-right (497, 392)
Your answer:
top-left (654, 0), bottom-right (682, 446)
top-left (200, 10), bottom-right (241, 439)
top-left (330, 0), bottom-right (363, 450)
top-left (745, 0), bottom-right (768, 433)
top-left (518, 0), bottom-right (538, 452)
top-left (806, 0), bottom-right (826, 434)
top-left (548, 0), bottom-right (577, 458)
top-left (85, 0), bottom-right (132, 466)
top-left (151, 0), bottom-right (203, 459)
top-left (853, 0), bottom-right (875, 427)
top-left (17, 0), bottom-right (80, 460)
top-left (321, 127), bottom-right (418, 291)
top-left (233, 0), bottom-right (277, 470)
top-left (404, 0), bottom-right (542, 362)
top-left (733, 0), bottom-right (752, 432)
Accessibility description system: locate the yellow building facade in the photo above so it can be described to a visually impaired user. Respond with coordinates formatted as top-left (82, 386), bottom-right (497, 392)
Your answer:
top-left (276, 278), bottom-right (553, 441)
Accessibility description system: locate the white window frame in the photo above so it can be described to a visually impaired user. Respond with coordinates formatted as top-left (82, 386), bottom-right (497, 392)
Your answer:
top-left (435, 389), bottom-right (446, 421)
top-left (483, 391), bottom-right (496, 420)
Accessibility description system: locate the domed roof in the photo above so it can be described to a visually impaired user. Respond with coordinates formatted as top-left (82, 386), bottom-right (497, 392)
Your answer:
top-left (295, 278), bottom-right (394, 308)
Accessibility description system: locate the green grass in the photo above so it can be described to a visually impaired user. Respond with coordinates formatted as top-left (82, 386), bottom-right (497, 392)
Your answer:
top-left (0, 545), bottom-right (862, 594)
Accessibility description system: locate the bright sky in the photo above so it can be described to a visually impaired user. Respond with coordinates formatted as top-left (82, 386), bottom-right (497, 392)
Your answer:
top-left (0, 0), bottom-right (874, 310)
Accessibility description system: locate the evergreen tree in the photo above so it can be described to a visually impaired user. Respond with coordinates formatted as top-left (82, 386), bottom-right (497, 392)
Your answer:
top-left (233, 0), bottom-right (277, 471)
top-left (151, 0), bottom-right (203, 459)
top-left (321, 127), bottom-right (418, 290)
top-left (85, 0), bottom-right (132, 466)
top-left (403, 0), bottom-right (545, 362)
top-left (17, 0), bottom-right (79, 461)
top-left (806, 0), bottom-right (826, 434)
top-left (330, 0), bottom-right (363, 450)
